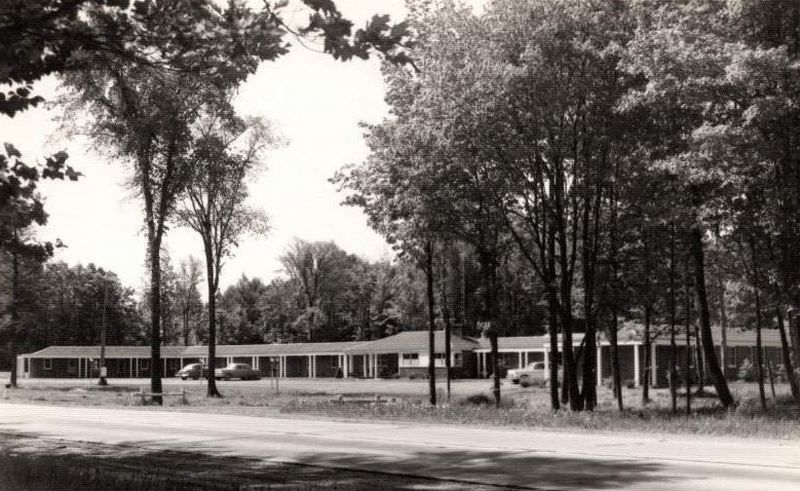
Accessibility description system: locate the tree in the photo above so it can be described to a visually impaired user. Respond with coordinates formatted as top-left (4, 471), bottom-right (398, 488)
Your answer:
top-left (176, 112), bottom-right (271, 397)
top-left (175, 256), bottom-right (203, 346)
top-left (54, 0), bottom-right (410, 405)
top-left (280, 239), bottom-right (355, 341)
top-left (0, 145), bottom-right (79, 385)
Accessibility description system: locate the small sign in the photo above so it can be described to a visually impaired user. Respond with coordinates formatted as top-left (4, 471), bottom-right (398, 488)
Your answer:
top-left (100, 367), bottom-right (107, 377)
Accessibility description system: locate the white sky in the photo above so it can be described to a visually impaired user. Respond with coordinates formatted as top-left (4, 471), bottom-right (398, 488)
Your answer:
top-left (0, 0), bottom-right (483, 296)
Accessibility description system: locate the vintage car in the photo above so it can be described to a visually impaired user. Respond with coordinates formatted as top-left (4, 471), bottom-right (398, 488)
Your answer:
top-left (176, 363), bottom-right (208, 380)
top-left (214, 363), bottom-right (261, 381)
top-left (506, 361), bottom-right (547, 385)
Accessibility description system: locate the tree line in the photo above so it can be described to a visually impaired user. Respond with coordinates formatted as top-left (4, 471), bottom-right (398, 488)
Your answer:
top-left (334, 0), bottom-right (800, 411)
top-left (1, 0), bottom-right (414, 401)
top-left (3, 0), bottom-right (800, 413)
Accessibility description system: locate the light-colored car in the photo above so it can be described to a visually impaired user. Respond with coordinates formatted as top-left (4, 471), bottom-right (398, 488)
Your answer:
top-left (507, 361), bottom-right (546, 384)
top-left (214, 363), bottom-right (261, 381)
top-left (176, 363), bottom-right (208, 380)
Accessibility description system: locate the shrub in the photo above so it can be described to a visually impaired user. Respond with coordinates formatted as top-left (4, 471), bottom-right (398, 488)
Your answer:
top-left (738, 358), bottom-right (758, 382)
top-left (458, 393), bottom-right (493, 406)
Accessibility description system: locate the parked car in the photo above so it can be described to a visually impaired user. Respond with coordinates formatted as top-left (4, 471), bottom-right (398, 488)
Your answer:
top-left (176, 363), bottom-right (208, 380)
top-left (215, 363), bottom-right (261, 381)
top-left (507, 361), bottom-right (547, 384)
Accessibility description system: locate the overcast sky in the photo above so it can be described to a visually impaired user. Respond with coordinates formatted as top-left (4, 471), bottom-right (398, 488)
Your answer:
top-left (0, 0), bottom-right (483, 295)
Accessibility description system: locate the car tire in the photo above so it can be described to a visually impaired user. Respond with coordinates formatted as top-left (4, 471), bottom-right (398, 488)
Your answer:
top-left (224, 374), bottom-right (232, 381)
top-left (180, 375), bottom-right (187, 381)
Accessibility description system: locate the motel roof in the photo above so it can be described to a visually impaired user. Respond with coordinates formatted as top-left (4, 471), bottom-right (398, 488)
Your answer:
top-left (21, 325), bottom-right (783, 359)
top-left (344, 330), bottom-right (479, 354)
top-left (25, 345), bottom-right (188, 359)
top-left (179, 341), bottom-right (368, 357)
top-left (476, 335), bottom-right (549, 351)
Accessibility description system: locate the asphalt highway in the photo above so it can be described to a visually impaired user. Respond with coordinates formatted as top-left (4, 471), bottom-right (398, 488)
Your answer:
top-left (1, 403), bottom-right (797, 490)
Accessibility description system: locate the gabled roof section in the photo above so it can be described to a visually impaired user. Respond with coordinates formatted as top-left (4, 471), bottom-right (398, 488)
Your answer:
top-left (345, 330), bottom-right (479, 354)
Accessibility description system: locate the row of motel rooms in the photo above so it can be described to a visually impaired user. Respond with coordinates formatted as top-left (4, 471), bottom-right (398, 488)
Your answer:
top-left (18, 327), bottom-right (787, 387)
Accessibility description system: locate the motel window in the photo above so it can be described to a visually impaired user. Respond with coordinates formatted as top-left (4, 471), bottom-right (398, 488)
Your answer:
top-left (401, 353), bottom-right (419, 367)
top-left (43, 358), bottom-right (52, 370)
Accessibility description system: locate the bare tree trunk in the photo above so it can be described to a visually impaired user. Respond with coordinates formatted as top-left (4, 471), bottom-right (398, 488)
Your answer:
top-left (694, 323), bottom-right (706, 393)
top-left (767, 359), bottom-right (776, 399)
top-left (689, 228), bottom-right (734, 408)
top-left (642, 305), bottom-right (651, 405)
top-left (750, 237), bottom-right (767, 411)
top-left (425, 241), bottom-right (436, 407)
top-left (611, 308), bottom-right (623, 411)
top-left (204, 246), bottom-right (221, 398)
top-left (183, 307), bottom-right (190, 346)
top-left (149, 241), bottom-right (163, 405)
top-left (685, 258), bottom-right (692, 415)
top-left (9, 241), bottom-right (19, 388)
top-left (775, 306), bottom-right (800, 408)
top-left (670, 225), bottom-right (678, 414)
top-left (439, 246), bottom-right (453, 403)
top-left (98, 281), bottom-right (108, 386)
top-left (547, 294), bottom-right (560, 411)
top-left (718, 276), bottom-right (728, 379)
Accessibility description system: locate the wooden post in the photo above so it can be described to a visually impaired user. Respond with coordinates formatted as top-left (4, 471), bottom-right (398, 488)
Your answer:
top-left (634, 344), bottom-right (641, 387)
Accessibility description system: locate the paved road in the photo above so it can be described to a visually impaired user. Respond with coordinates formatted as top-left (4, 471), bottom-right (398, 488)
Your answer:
top-left (0, 403), bottom-right (797, 490)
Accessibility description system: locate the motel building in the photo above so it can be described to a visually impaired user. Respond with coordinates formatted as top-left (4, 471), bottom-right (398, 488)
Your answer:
top-left (17, 326), bottom-right (785, 387)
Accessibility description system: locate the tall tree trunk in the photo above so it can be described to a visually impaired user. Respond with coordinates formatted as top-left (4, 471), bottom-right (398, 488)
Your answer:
top-left (183, 307), bottom-right (190, 346)
top-left (718, 276), bottom-right (728, 379)
top-left (204, 246), bottom-right (222, 398)
top-left (98, 281), bottom-right (108, 386)
top-left (689, 228), bottom-right (734, 408)
top-left (425, 241), bottom-right (436, 406)
top-left (149, 240), bottom-right (163, 405)
top-left (685, 257), bottom-right (692, 415)
top-left (670, 224), bottom-right (678, 414)
top-left (749, 237), bottom-right (767, 411)
top-left (775, 306), bottom-right (800, 408)
top-left (581, 319), bottom-right (597, 411)
top-left (9, 244), bottom-right (19, 388)
top-left (642, 305), bottom-right (651, 405)
top-left (694, 323), bottom-right (706, 393)
top-left (580, 205), bottom-right (598, 410)
top-left (439, 246), bottom-right (453, 403)
top-left (547, 293), bottom-right (561, 411)
top-left (611, 307), bottom-right (623, 411)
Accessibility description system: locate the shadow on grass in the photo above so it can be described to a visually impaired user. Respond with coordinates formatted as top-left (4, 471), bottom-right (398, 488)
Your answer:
top-left (0, 431), bottom-right (668, 490)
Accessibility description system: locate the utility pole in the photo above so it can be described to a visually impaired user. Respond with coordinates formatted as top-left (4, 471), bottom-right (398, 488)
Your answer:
top-left (98, 277), bottom-right (109, 386)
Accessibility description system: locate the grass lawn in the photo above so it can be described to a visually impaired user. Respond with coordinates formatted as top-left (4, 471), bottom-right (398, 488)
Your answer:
top-left (2, 376), bottom-right (797, 440)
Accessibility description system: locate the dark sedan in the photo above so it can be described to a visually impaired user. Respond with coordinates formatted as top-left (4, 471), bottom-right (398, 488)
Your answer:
top-left (176, 363), bottom-right (208, 380)
top-left (214, 363), bottom-right (261, 381)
